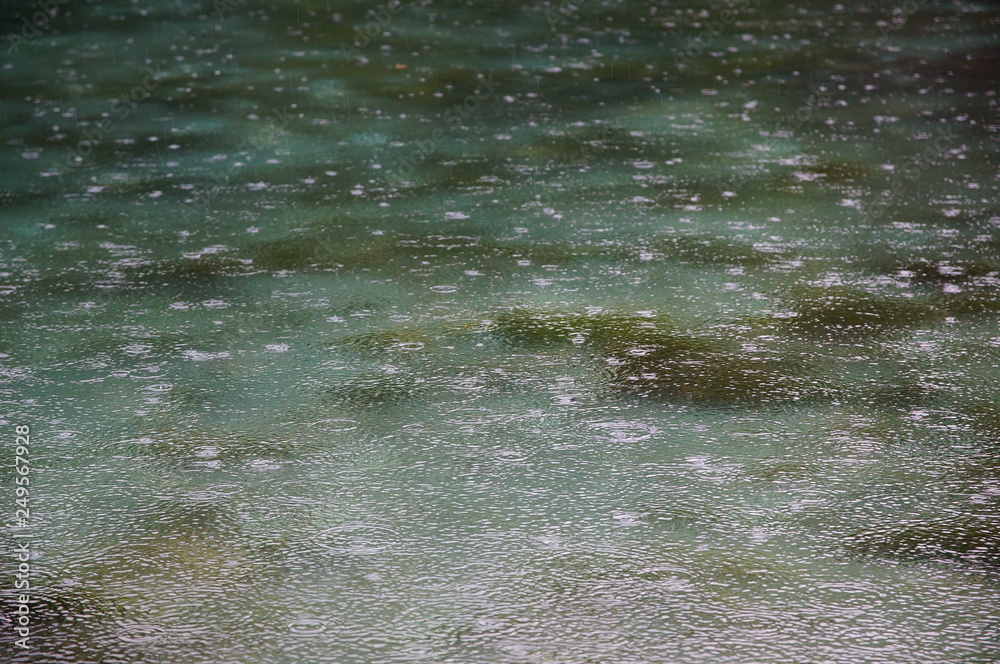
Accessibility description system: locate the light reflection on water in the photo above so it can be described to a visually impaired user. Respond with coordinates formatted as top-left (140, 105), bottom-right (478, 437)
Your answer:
top-left (1, 0), bottom-right (999, 662)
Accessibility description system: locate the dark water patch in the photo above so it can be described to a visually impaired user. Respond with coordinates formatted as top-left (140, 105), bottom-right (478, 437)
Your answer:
top-left (322, 319), bottom-right (531, 363)
top-left (126, 254), bottom-right (253, 284)
top-left (337, 329), bottom-right (432, 354)
top-left (846, 516), bottom-right (1000, 569)
top-left (775, 286), bottom-right (941, 336)
top-left (864, 380), bottom-right (942, 413)
top-left (63, 324), bottom-right (194, 361)
top-left (397, 234), bottom-right (500, 264)
top-left (378, 67), bottom-right (500, 109)
top-left (872, 254), bottom-right (999, 286)
top-left (413, 160), bottom-right (512, 192)
top-left (940, 287), bottom-right (1000, 317)
top-left (490, 309), bottom-right (606, 346)
top-left (511, 123), bottom-right (648, 165)
top-left (323, 372), bottom-right (430, 412)
top-left (0, 302), bottom-right (25, 323)
top-left (115, 430), bottom-right (289, 462)
top-left (527, 545), bottom-right (790, 599)
top-left (38, 115), bottom-right (175, 168)
top-left (249, 226), bottom-right (571, 278)
top-left (744, 458), bottom-right (818, 482)
top-left (769, 161), bottom-right (874, 190)
top-left (246, 233), bottom-right (338, 272)
top-left (43, 209), bottom-right (130, 231)
top-left (4, 270), bottom-right (129, 303)
top-left (491, 310), bottom-right (812, 404)
top-left (860, 247), bottom-right (1000, 317)
top-left (319, 351), bottom-right (545, 413)
top-left (610, 342), bottom-right (807, 404)
top-left (0, 184), bottom-right (54, 216)
top-left (327, 296), bottom-right (394, 318)
top-left (127, 498), bottom-right (239, 538)
top-left (636, 505), bottom-right (708, 535)
top-left (661, 233), bottom-right (778, 268)
top-left (962, 401), bottom-right (1000, 438)
top-left (247, 227), bottom-right (591, 276)
top-left (894, 44), bottom-right (1000, 94)
top-left (500, 241), bottom-right (588, 265)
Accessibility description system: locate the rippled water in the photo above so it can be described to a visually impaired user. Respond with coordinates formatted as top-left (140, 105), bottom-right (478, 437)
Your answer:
top-left (1, 0), bottom-right (998, 662)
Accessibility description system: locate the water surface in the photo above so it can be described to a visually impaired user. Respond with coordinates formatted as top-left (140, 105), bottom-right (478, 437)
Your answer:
top-left (1, 0), bottom-right (999, 662)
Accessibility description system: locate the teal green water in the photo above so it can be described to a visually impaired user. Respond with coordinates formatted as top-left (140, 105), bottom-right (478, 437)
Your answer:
top-left (1, 0), bottom-right (999, 662)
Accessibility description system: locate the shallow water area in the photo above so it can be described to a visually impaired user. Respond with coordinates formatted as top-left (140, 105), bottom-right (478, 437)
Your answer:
top-left (0, 0), bottom-right (998, 662)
